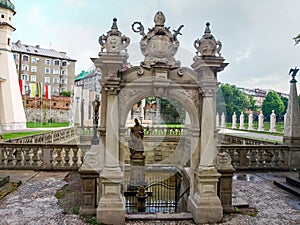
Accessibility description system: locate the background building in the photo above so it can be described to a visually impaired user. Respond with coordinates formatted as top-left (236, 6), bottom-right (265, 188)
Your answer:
top-left (12, 40), bottom-right (76, 96)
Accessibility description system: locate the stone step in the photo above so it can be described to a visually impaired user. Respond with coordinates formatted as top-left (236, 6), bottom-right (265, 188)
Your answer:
top-left (274, 180), bottom-right (300, 198)
top-left (286, 176), bottom-right (300, 188)
top-left (0, 176), bottom-right (10, 188)
top-left (232, 196), bottom-right (249, 208)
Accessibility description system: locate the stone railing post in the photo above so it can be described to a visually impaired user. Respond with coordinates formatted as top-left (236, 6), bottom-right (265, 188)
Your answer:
top-left (214, 152), bottom-right (235, 213)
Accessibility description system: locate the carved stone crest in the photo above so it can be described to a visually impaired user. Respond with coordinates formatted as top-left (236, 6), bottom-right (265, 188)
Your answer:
top-left (98, 18), bottom-right (130, 53)
top-left (132, 11), bottom-right (184, 68)
top-left (194, 22), bottom-right (222, 57)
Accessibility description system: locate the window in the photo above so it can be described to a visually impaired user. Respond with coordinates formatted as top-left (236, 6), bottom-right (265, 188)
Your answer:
top-left (61, 87), bottom-right (66, 92)
top-left (31, 66), bottom-right (37, 73)
top-left (22, 55), bottom-right (29, 62)
top-left (61, 70), bottom-right (67, 76)
top-left (53, 77), bottom-right (60, 84)
top-left (61, 78), bottom-right (67, 84)
top-left (22, 64), bottom-right (29, 71)
top-left (31, 75), bottom-right (36, 82)
top-left (31, 57), bottom-right (37, 63)
top-left (21, 74), bottom-right (28, 81)
top-left (45, 59), bottom-right (51, 65)
top-left (62, 61), bottom-right (67, 66)
top-left (53, 68), bottom-right (60, 75)
top-left (15, 64), bottom-right (19, 69)
top-left (45, 77), bottom-right (50, 84)
top-left (53, 87), bottom-right (59, 93)
top-left (13, 54), bottom-right (19, 60)
top-left (45, 67), bottom-right (50, 74)
top-left (53, 59), bottom-right (60, 66)
top-left (7, 38), bottom-right (10, 46)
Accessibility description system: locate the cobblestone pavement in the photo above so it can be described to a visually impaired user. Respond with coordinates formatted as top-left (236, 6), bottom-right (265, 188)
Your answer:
top-left (0, 171), bottom-right (299, 225)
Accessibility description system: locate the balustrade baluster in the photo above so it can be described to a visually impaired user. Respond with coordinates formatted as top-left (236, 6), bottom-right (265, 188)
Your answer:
top-left (6, 148), bottom-right (15, 166)
top-left (72, 148), bottom-right (79, 166)
top-left (55, 148), bottom-right (63, 167)
top-left (257, 149), bottom-right (264, 167)
top-left (15, 148), bottom-right (23, 166)
top-left (23, 148), bottom-right (31, 166)
top-left (32, 148), bottom-right (39, 166)
top-left (263, 150), bottom-right (272, 167)
top-left (64, 148), bottom-right (71, 167)
top-left (248, 149), bottom-right (257, 167)
top-left (0, 148), bottom-right (7, 166)
top-left (272, 149), bottom-right (280, 167)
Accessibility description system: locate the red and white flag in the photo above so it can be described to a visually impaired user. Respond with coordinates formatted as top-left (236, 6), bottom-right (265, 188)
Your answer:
top-left (19, 79), bottom-right (26, 95)
top-left (45, 85), bottom-right (51, 99)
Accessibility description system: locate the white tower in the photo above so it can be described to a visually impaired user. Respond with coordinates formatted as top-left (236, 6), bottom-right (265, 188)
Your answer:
top-left (0, 0), bottom-right (26, 131)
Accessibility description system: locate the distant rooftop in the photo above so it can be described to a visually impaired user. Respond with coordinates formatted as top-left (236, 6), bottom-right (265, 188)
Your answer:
top-left (75, 70), bottom-right (95, 81)
top-left (12, 40), bottom-right (76, 61)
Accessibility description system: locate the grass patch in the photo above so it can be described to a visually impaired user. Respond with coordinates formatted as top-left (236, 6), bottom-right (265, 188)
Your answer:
top-left (3, 131), bottom-right (48, 140)
top-left (26, 122), bottom-right (70, 128)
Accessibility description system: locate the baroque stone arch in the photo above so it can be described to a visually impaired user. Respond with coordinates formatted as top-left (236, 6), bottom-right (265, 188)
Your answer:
top-left (85, 11), bottom-right (228, 225)
top-left (118, 67), bottom-right (201, 128)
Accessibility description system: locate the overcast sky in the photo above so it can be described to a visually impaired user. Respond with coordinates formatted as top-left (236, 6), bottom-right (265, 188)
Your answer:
top-left (11, 0), bottom-right (300, 94)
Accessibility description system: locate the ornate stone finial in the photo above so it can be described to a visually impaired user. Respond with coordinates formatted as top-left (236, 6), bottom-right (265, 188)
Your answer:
top-left (132, 11), bottom-right (184, 68)
top-left (289, 66), bottom-right (299, 83)
top-left (214, 152), bottom-right (234, 170)
top-left (154, 11), bottom-right (166, 26)
top-left (194, 22), bottom-right (222, 57)
top-left (98, 18), bottom-right (130, 53)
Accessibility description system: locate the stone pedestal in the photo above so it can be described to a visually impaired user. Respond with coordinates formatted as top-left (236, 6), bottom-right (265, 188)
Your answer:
top-left (129, 152), bottom-right (146, 189)
top-left (97, 168), bottom-right (125, 225)
top-left (214, 152), bottom-right (235, 213)
top-left (188, 166), bottom-right (223, 224)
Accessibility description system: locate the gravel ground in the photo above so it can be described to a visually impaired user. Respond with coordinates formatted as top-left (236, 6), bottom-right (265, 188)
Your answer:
top-left (0, 171), bottom-right (299, 225)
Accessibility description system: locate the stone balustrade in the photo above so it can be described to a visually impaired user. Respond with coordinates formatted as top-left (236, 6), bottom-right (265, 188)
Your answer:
top-left (217, 134), bottom-right (277, 145)
top-left (127, 126), bottom-right (184, 136)
top-left (6, 127), bottom-right (76, 144)
top-left (0, 143), bottom-right (90, 170)
top-left (218, 145), bottom-right (289, 170)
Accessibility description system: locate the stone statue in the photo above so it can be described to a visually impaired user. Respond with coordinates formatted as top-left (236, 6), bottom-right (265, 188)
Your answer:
top-left (129, 118), bottom-right (144, 154)
top-left (269, 110), bottom-right (276, 132)
top-left (258, 111), bottom-right (264, 131)
top-left (248, 111), bottom-right (254, 130)
top-left (232, 112), bottom-right (237, 129)
top-left (239, 112), bottom-right (245, 129)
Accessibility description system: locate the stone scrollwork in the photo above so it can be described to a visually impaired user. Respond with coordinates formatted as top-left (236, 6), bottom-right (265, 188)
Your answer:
top-left (137, 67), bottom-right (144, 76)
top-left (98, 18), bottom-right (130, 53)
top-left (132, 11), bottom-right (183, 69)
top-left (194, 22), bottom-right (222, 57)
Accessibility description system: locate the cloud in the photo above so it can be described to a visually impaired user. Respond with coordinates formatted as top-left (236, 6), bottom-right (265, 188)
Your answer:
top-left (64, 0), bottom-right (86, 7)
top-left (236, 49), bottom-right (251, 63)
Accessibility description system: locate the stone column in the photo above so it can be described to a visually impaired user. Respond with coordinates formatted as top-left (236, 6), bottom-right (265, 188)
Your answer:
top-left (269, 110), bottom-right (277, 132)
top-left (189, 22), bottom-right (228, 223)
top-left (283, 68), bottom-right (300, 168)
top-left (239, 112), bottom-right (245, 129)
top-left (221, 112), bottom-right (226, 128)
top-left (258, 111), bottom-right (264, 131)
top-left (248, 111), bottom-right (254, 130)
top-left (232, 112), bottom-right (237, 129)
top-left (97, 89), bottom-right (125, 225)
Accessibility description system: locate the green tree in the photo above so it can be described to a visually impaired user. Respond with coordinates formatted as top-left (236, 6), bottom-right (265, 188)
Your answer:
top-left (280, 96), bottom-right (288, 114)
top-left (60, 91), bottom-right (71, 97)
top-left (261, 91), bottom-right (285, 120)
top-left (216, 83), bottom-right (252, 119)
top-left (299, 95), bottom-right (300, 107)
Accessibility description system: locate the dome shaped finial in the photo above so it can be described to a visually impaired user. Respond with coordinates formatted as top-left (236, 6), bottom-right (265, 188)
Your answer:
top-left (154, 11), bottom-right (165, 26)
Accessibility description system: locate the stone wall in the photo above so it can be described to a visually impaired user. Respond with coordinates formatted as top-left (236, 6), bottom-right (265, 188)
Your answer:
top-left (25, 108), bottom-right (72, 123)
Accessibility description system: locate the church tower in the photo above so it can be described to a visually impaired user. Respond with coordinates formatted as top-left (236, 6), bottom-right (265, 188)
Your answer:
top-left (0, 0), bottom-right (26, 130)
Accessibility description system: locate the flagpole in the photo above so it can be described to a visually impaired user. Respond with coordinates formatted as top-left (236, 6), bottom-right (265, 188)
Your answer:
top-left (40, 82), bottom-right (42, 128)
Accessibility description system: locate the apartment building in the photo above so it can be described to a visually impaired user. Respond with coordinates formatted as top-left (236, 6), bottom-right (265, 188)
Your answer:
top-left (12, 40), bottom-right (76, 96)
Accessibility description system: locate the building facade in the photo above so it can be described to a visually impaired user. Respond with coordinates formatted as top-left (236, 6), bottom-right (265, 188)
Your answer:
top-left (12, 40), bottom-right (76, 96)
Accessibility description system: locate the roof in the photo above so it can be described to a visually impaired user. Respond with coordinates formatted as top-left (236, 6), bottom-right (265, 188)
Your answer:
top-left (75, 70), bottom-right (95, 81)
top-left (11, 41), bottom-right (76, 61)
top-left (0, 0), bottom-right (15, 12)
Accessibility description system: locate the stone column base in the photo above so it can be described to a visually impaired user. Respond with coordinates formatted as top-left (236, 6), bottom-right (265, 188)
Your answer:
top-left (97, 167), bottom-right (125, 225)
top-left (188, 166), bottom-right (223, 224)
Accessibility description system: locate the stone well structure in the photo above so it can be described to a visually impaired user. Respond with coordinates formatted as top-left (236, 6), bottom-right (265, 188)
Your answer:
top-left (80, 11), bottom-right (228, 224)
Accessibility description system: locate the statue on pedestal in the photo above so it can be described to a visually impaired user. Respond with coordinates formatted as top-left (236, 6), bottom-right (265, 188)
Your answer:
top-left (129, 118), bottom-right (144, 155)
